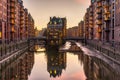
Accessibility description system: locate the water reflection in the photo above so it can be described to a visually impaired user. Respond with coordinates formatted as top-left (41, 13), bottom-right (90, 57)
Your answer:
top-left (0, 52), bottom-right (34, 80)
top-left (45, 49), bottom-right (66, 78)
top-left (80, 53), bottom-right (120, 80)
top-left (0, 43), bottom-right (120, 80)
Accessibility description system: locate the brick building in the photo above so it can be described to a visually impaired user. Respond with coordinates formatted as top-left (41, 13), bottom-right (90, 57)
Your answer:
top-left (0, 0), bottom-right (7, 44)
top-left (78, 21), bottom-right (84, 38)
top-left (84, 0), bottom-right (115, 44)
top-left (115, 0), bottom-right (120, 43)
top-left (47, 16), bottom-right (67, 46)
top-left (67, 26), bottom-right (79, 37)
top-left (0, 0), bottom-right (35, 44)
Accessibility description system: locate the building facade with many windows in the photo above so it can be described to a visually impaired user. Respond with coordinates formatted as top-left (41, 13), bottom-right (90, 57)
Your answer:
top-left (84, 0), bottom-right (115, 44)
top-left (78, 21), bottom-right (84, 38)
top-left (47, 16), bottom-right (67, 46)
top-left (115, 0), bottom-right (120, 43)
top-left (0, 0), bottom-right (35, 44)
top-left (0, 0), bottom-right (7, 44)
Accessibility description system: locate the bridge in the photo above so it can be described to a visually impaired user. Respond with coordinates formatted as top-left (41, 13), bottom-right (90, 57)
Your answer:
top-left (28, 36), bottom-right (47, 46)
top-left (28, 37), bottom-right (47, 41)
top-left (63, 37), bottom-right (84, 41)
top-left (28, 36), bottom-right (85, 45)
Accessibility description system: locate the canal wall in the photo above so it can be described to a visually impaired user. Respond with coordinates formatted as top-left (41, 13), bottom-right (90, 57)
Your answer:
top-left (0, 50), bottom-right (34, 80)
top-left (86, 40), bottom-right (120, 64)
top-left (0, 40), bottom-right (31, 61)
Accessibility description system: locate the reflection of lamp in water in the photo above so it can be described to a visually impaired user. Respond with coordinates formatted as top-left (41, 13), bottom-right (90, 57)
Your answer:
top-left (49, 69), bottom-right (62, 78)
top-left (54, 70), bottom-right (56, 74)
top-left (15, 75), bottom-right (18, 78)
top-left (50, 70), bottom-right (52, 74)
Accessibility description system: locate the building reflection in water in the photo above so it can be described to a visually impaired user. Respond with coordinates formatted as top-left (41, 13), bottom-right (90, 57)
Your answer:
top-left (1, 44), bottom-right (120, 80)
top-left (78, 52), bottom-right (120, 80)
top-left (45, 49), bottom-right (66, 78)
top-left (0, 51), bottom-right (34, 80)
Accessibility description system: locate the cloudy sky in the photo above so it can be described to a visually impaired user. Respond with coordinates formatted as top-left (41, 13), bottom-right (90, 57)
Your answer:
top-left (23, 0), bottom-right (90, 30)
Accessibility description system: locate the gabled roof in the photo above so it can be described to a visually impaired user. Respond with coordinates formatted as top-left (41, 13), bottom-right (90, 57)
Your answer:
top-left (48, 16), bottom-right (63, 25)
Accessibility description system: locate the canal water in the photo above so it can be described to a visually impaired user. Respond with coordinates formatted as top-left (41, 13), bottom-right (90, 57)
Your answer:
top-left (0, 42), bottom-right (120, 80)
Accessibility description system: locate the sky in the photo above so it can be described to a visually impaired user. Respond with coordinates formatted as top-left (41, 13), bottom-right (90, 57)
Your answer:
top-left (23, 0), bottom-right (90, 30)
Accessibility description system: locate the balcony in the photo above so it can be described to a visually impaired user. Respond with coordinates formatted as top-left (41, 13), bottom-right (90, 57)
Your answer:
top-left (20, 22), bottom-right (24, 26)
top-left (103, 1), bottom-right (109, 8)
top-left (26, 32), bottom-right (28, 35)
top-left (25, 22), bottom-right (28, 25)
top-left (20, 17), bottom-right (24, 20)
top-left (10, 3), bottom-right (15, 8)
top-left (96, 9), bottom-right (102, 14)
top-left (10, 9), bottom-right (15, 14)
top-left (10, 14), bottom-right (15, 19)
top-left (85, 22), bottom-right (89, 25)
top-left (20, 25), bottom-right (24, 27)
top-left (85, 24), bottom-right (89, 27)
top-left (97, 3), bottom-right (102, 8)
top-left (25, 21), bottom-right (28, 24)
top-left (11, 26), bottom-right (15, 33)
top-left (10, 0), bottom-right (15, 3)
top-left (104, 17), bottom-right (110, 21)
top-left (97, 15), bottom-right (102, 20)
top-left (89, 23), bottom-right (93, 28)
top-left (89, 21), bottom-right (93, 24)
top-left (89, 17), bottom-right (93, 20)
top-left (20, 13), bottom-right (24, 16)
top-left (98, 27), bottom-right (102, 33)
top-left (89, 13), bottom-right (93, 16)
top-left (20, 30), bottom-right (23, 33)
top-left (20, 9), bottom-right (24, 13)
top-left (97, 20), bottom-right (102, 25)
top-left (104, 15), bottom-right (110, 21)
top-left (10, 19), bottom-right (15, 24)
top-left (104, 11), bottom-right (110, 21)
top-left (20, 20), bottom-right (24, 23)
top-left (25, 16), bottom-right (28, 19)
top-left (104, 11), bottom-right (110, 15)
top-left (89, 24), bottom-right (93, 28)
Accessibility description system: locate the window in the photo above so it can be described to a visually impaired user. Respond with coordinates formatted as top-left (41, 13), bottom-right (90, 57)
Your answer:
top-left (112, 19), bottom-right (114, 28)
top-left (112, 30), bottom-right (114, 39)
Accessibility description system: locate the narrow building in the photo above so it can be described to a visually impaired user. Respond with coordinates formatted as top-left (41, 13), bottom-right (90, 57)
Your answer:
top-left (84, 0), bottom-right (115, 44)
top-left (28, 13), bottom-right (35, 38)
top-left (115, 0), bottom-right (120, 44)
top-left (47, 16), bottom-right (67, 46)
top-left (0, 0), bottom-right (7, 44)
top-left (84, 9), bottom-right (89, 39)
top-left (78, 21), bottom-right (84, 38)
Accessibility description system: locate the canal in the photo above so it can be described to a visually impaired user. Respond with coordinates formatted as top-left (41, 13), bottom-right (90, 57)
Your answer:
top-left (0, 41), bottom-right (120, 80)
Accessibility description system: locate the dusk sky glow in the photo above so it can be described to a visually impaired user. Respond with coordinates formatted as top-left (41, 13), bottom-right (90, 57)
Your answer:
top-left (23, 0), bottom-right (90, 30)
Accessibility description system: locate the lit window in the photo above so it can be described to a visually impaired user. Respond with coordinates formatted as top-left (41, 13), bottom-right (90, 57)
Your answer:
top-left (54, 21), bottom-right (56, 25)
top-left (0, 32), bottom-right (1, 38)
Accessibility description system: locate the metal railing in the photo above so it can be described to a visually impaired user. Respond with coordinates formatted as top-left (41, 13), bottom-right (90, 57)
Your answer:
top-left (0, 40), bottom-right (28, 61)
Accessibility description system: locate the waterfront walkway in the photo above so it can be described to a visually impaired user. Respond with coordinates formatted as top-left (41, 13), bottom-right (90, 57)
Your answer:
top-left (86, 40), bottom-right (120, 64)
top-left (76, 42), bottom-right (120, 73)
top-left (0, 47), bottom-right (28, 64)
